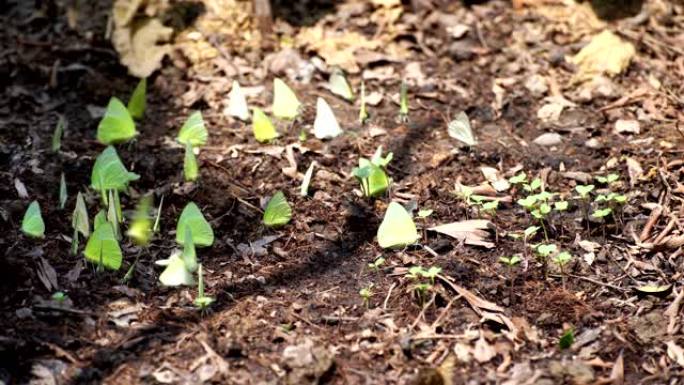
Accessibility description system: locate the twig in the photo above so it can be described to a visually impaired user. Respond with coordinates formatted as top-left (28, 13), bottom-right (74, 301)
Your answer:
top-left (383, 282), bottom-right (396, 310)
top-left (664, 287), bottom-right (684, 335)
top-left (567, 274), bottom-right (626, 293)
top-left (410, 293), bottom-right (436, 330)
top-left (640, 205), bottom-right (663, 242)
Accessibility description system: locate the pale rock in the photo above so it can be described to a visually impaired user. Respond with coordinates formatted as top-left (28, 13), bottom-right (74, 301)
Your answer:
top-left (533, 132), bottom-right (563, 146)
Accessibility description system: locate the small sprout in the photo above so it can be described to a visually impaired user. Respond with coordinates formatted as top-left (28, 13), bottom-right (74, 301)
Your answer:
top-left (535, 191), bottom-right (555, 202)
top-left (535, 244), bottom-right (557, 258)
top-left (359, 81), bottom-right (369, 124)
top-left (399, 81), bottom-right (409, 121)
top-left (523, 178), bottom-right (542, 193)
top-left (553, 251), bottom-right (572, 267)
top-left (559, 328), bottom-right (574, 350)
top-left (594, 194), bottom-right (609, 203)
top-left (51, 291), bottom-right (68, 303)
top-left (499, 255), bottom-right (522, 267)
top-left (359, 284), bottom-right (374, 308)
top-left (21, 201), bottom-right (45, 239)
top-left (481, 200), bottom-right (499, 215)
top-left (554, 201), bottom-right (568, 211)
top-left (194, 264), bottom-right (215, 310)
top-left (517, 195), bottom-right (538, 211)
top-left (153, 195), bottom-right (163, 234)
top-left (611, 193), bottom-right (627, 204)
top-left (508, 172), bottom-right (527, 185)
top-left (368, 257), bottom-right (386, 272)
top-left (59, 173), bottom-right (67, 210)
top-left (575, 184), bottom-right (595, 199)
top-left (531, 203), bottom-right (551, 219)
top-left (413, 282), bottom-right (431, 304)
top-left (456, 185), bottom-right (474, 204)
top-left (52, 115), bottom-right (65, 152)
top-left (591, 207), bottom-right (612, 219)
top-left (417, 209), bottom-right (434, 219)
top-left (406, 266), bottom-right (424, 280)
top-left (524, 226), bottom-right (540, 239)
top-left (421, 266), bottom-right (442, 284)
top-left (263, 191), bottom-right (292, 228)
top-left (595, 173), bottom-right (619, 185)
top-left (352, 147), bottom-right (393, 198)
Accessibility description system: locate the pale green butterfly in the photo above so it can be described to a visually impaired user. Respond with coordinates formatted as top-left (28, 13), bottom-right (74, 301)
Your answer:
top-left (252, 107), bottom-right (279, 143)
top-left (183, 142), bottom-right (199, 182)
top-left (263, 191), bottom-right (292, 227)
top-left (377, 202), bottom-right (420, 249)
top-left (97, 97), bottom-right (138, 145)
top-left (84, 221), bottom-right (123, 270)
top-left (328, 68), bottom-right (354, 101)
top-left (313, 97), bottom-right (343, 139)
top-left (177, 111), bottom-right (208, 147)
top-left (272, 78), bottom-right (301, 119)
top-left (21, 201), bottom-right (45, 238)
top-left (156, 250), bottom-right (195, 287)
top-left (176, 202), bottom-right (214, 247)
top-left (127, 78), bottom-right (146, 120)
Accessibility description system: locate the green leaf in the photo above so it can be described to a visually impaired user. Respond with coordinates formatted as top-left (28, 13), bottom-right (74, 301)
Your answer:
top-left (177, 111), bottom-right (208, 147)
top-left (126, 195), bottom-right (152, 246)
top-left (91, 146), bottom-right (140, 192)
top-left (96, 97), bottom-right (137, 144)
top-left (592, 208), bottom-right (612, 218)
top-left (157, 250), bottom-right (195, 287)
top-left (252, 108), bottom-right (279, 143)
top-left (300, 161), bottom-right (316, 197)
top-left (272, 78), bottom-right (301, 119)
top-left (182, 226), bottom-right (198, 273)
top-left (183, 142), bottom-right (199, 182)
top-left (22, 201), bottom-right (45, 238)
top-left (52, 115), bottom-right (65, 152)
top-left (499, 255), bottom-right (522, 266)
top-left (553, 251), bottom-right (572, 266)
top-left (377, 202), bottom-right (419, 249)
top-left (482, 200), bottom-right (498, 212)
top-left (508, 172), bottom-right (527, 185)
top-left (84, 222), bottom-right (123, 270)
top-left (127, 78), bottom-right (146, 120)
top-left (575, 184), bottom-right (595, 198)
top-left (263, 191), bottom-right (292, 227)
top-left (524, 226), bottom-right (540, 238)
top-left (536, 243), bottom-right (557, 257)
top-left (559, 328), bottom-right (574, 350)
top-left (554, 201), bottom-right (569, 211)
top-left (417, 209), bottom-right (433, 218)
top-left (176, 202), bottom-right (214, 247)
top-left (370, 146), bottom-right (393, 167)
top-left (72, 192), bottom-right (90, 237)
top-left (59, 173), bottom-right (67, 209)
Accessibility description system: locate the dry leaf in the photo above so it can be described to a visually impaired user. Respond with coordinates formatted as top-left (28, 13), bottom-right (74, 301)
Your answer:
top-left (438, 274), bottom-right (504, 313)
top-left (609, 351), bottom-right (624, 385)
top-left (570, 30), bottom-right (635, 81)
top-left (429, 220), bottom-right (496, 248)
top-left (625, 157), bottom-right (643, 187)
top-left (473, 334), bottom-right (496, 363)
top-left (667, 341), bottom-right (684, 367)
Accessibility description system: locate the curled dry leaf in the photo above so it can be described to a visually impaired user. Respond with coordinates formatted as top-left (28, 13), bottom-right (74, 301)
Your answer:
top-left (570, 30), bottom-right (635, 82)
top-left (429, 219), bottom-right (496, 248)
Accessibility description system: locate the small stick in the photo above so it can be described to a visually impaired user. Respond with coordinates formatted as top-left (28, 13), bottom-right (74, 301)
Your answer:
top-left (383, 282), bottom-right (396, 310)
top-left (640, 205), bottom-right (663, 242)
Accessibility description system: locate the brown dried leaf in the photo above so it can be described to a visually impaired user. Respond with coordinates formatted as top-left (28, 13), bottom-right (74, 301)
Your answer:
top-left (429, 220), bottom-right (496, 248)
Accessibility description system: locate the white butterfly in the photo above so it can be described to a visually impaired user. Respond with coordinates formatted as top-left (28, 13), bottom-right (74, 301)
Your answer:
top-left (313, 97), bottom-right (343, 139)
top-left (447, 111), bottom-right (477, 147)
top-left (224, 80), bottom-right (250, 121)
top-left (328, 69), bottom-right (354, 101)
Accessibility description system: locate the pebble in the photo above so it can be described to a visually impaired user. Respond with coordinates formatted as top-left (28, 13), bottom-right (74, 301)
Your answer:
top-left (533, 132), bottom-right (563, 146)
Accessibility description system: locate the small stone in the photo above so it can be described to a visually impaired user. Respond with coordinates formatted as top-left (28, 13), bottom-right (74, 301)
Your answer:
top-left (524, 74), bottom-right (548, 97)
top-left (584, 138), bottom-right (601, 149)
top-left (533, 132), bottom-right (563, 146)
top-left (614, 119), bottom-right (640, 134)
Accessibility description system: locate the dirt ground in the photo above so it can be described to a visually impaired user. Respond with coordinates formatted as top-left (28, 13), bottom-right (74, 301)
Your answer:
top-left (2, 0), bottom-right (684, 384)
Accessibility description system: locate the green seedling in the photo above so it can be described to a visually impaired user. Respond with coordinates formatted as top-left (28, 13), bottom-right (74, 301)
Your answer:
top-left (97, 97), bottom-right (138, 145)
top-left (499, 255), bottom-right (522, 304)
top-left (84, 220), bottom-right (122, 271)
top-left (183, 142), bottom-right (199, 182)
top-left (368, 257), bottom-right (385, 272)
top-left (399, 81), bottom-right (409, 122)
top-left (417, 209), bottom-right (433, 219)
top-left (21, 201), bottom-right (45, 239)
top-left (51, 291), bottom-right (68, 303)
top-left (71, 192), bottom-right (90, 255)
top-left (359, 283), bottom-right (374, 308)
top-left (194, 264), bottom-right (215, 310)
top-left (455, 185), bottom-right (476, 218)
top-left (177, 111), bottom-right (208, 147)
top-left (406, 266), bottom-right (441, 304)
top-left (535, 243), bottom-right (557, 280)
top-left (531, 202), bottom-right (551, 241)
top-left (523, 178), bottom-right (542, 193)
top-left (176, 202), bottom-right (214, 247)
top-left (595, 173), bottom-right (619, 186)
top-left (359, 81), bottom-right (369, 124)
top-left (413, 283), bottom-right (431, 305)
top-left (127, 78), bottom-right (146, 120)
top-left (508, 172), bottom-right (527, 186)
top-left (421, 266), bottom-right (442, 284)
top-left (553, 251), bottom-right (572, 289)
top-left (263, 191), bottom-right (292, 227)
top-left (91, 146), bottom-right (140, 200)
top-left (559, 328), bottom-right (574, 350)
top-left (481, 200), bottom-right (499, 217)
top-left (59, 173), bottom-right (67, 210)
top-left (554, 201), bottom-right (568, 211)
top-left (52, 115), bottom-right (65, 152)
top-left (352, 146), bottom-right (393, 198)
top-left (591, 207), bottom-right (612, 219)
top-left (575, 184), bottom-right (595, 232)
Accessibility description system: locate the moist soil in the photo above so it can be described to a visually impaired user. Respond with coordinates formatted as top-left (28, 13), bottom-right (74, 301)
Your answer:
top-left (2, 0), bottom-right (684, 384)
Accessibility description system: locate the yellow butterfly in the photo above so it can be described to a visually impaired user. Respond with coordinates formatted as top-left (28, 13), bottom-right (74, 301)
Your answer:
top-left (272, 78), bottom-right (301, 119)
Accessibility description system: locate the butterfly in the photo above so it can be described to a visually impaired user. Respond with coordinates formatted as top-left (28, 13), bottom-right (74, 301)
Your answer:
top-left (272, 78), bottom-right (301, 119)
top-left (252, 108), bottom-right (279, 142)
top-left (377, 202), bottom-right (420, 249)
top-left (447, 111), bottom-right (477, 147)
top-left (263, 191), bottom-right (292, 227)
top-left (313, 97), bottom-right (343, 139)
